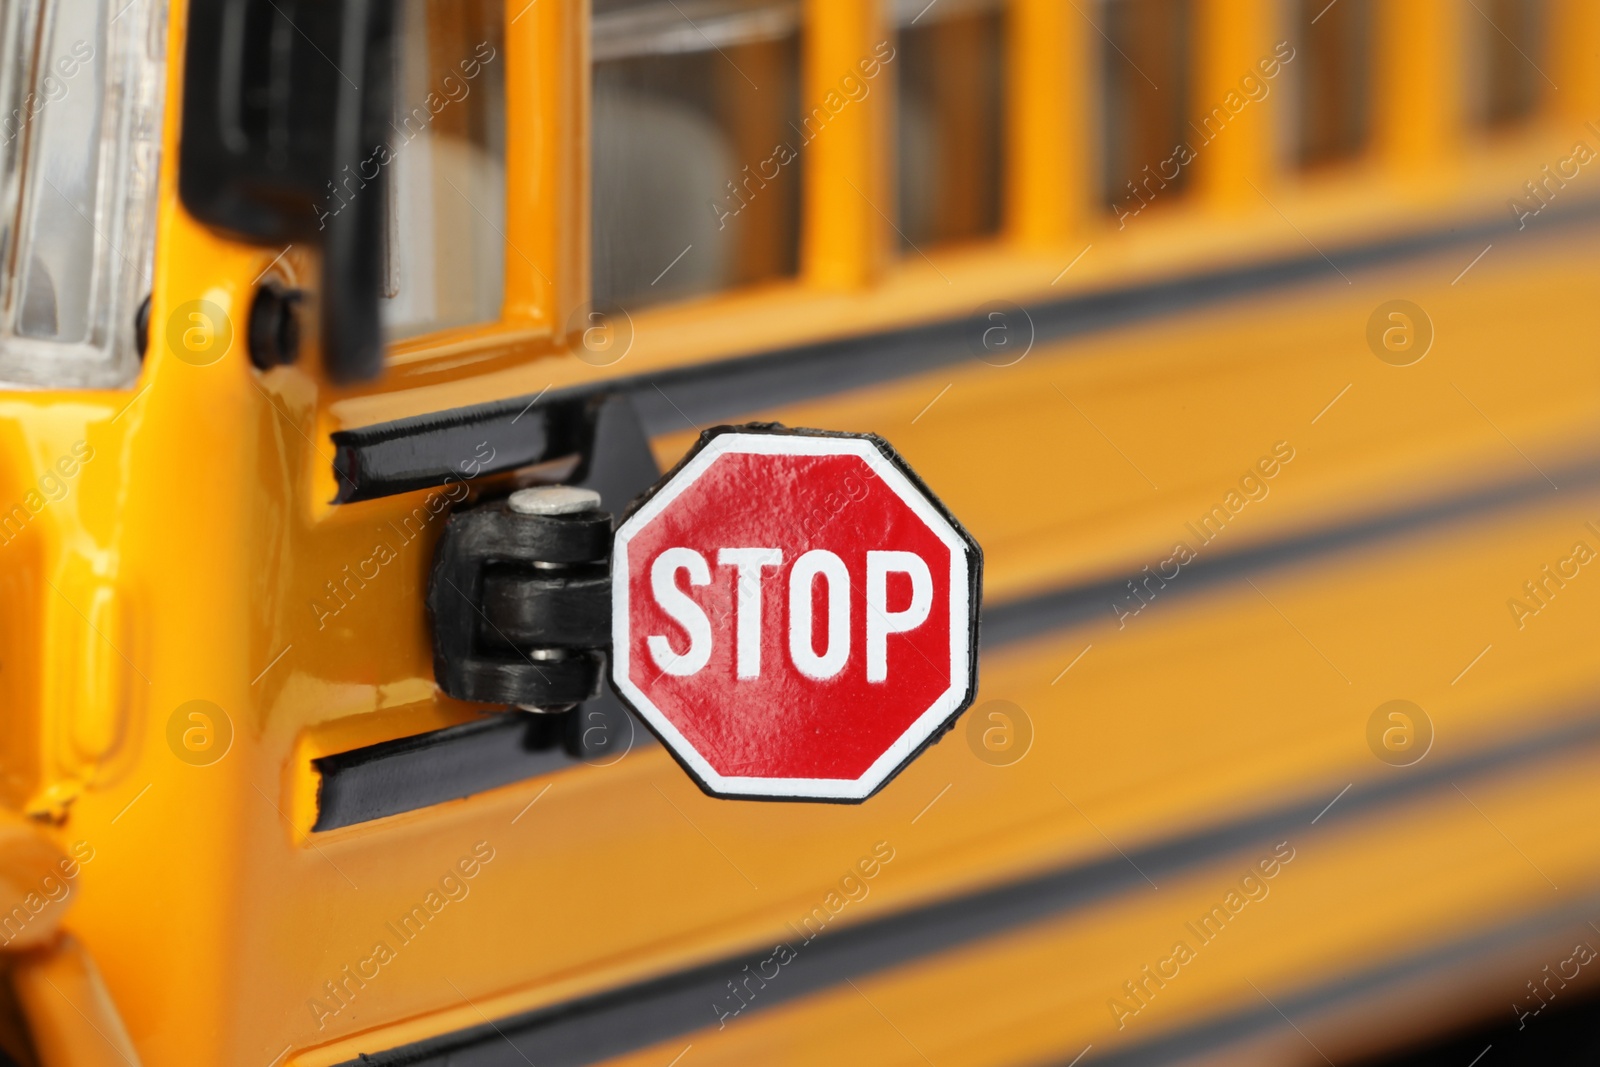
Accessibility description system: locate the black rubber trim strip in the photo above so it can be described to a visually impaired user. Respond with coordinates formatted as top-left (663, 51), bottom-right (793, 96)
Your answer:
top-left (313, 716), bottom-right (576, 831)
top-left (333, 709), bottom-right (1600, 1066)
top-left (329, 201), bottom-right (1600, 506)
top-left (312, 694), bottom-right (649, 832)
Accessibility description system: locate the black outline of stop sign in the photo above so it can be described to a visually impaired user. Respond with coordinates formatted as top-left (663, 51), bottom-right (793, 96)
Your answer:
top-left (611, 425), bottom-right (982, 802)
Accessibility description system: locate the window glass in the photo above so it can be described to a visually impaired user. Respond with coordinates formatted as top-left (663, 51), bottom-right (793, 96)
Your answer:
top-left (1100, 0), bottom-right (1192, 218)
top-left (592, 0), bottom-right (803, 311)
top-left (1472, 0), bottom-right (1546, 129)
top-left (381, 0), bottom-right (506, 341)
top-left (893, 0), bottom-right (1006, 250)
top-left (1295, 0), bottom-right (1372, 167)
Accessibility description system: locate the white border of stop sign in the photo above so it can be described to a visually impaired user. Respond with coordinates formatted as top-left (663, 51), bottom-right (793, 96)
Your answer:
top-left (612, 429), bottom-right (979, 801)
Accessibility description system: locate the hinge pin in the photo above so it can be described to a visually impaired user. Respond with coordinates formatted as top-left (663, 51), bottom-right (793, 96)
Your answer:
top-left (512, 487), bottom-right (604, 714)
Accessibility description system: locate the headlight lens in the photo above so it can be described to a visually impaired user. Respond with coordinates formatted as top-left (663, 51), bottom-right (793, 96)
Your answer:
top-left (0, 0), bottom-right (168, 389)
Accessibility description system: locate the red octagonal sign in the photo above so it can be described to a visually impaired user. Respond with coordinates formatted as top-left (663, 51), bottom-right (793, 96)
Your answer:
top-left (612, 425), bottom-right (983, 801)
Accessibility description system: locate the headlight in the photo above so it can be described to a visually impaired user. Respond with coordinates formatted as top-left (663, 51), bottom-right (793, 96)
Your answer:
top-left (0, 0), bottom-right (168, 389)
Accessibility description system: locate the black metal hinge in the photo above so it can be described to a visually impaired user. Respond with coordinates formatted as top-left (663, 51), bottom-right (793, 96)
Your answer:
top-left (427, 487), bottom-right (615, 712)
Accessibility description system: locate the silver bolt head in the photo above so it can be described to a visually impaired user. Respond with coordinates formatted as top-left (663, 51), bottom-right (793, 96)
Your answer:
top-left (508, 485), bottom-right (602, 516)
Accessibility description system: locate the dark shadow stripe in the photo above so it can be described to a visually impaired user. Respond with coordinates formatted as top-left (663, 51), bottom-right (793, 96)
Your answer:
top-left (1073, 891), bottom-right (1600, 1067)
top-left (332, 202), bottom-right (1600, 505)
top-left (334, 707), bottom-right (1600, 1066)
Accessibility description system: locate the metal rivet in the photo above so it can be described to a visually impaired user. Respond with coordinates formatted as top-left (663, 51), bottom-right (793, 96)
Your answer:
top-left (508, 486), bottom-right (602, 516)
top-left (519, 649), bottom-right (578, 714)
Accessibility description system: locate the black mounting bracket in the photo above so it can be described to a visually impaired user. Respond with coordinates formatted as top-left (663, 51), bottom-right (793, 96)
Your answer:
top-left (421, 393), bottom-right (661, 713)
top-left (178, 0), bottom-right (395, 382)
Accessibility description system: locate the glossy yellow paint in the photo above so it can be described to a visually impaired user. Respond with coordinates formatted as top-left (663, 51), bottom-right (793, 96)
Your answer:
top-left (1006, 0), bottom-right (1091, 245)
top-left (1375, 0), bottom-right (1467, 173)
top-left (596, 739), bottom-right (1600, 1067)
top-left (801, 0), bottom-right (890, 289)
top-left (0, 0), bottom-right (1595, 1065)
top-left (1190, 0), bottom-right (1278, 207)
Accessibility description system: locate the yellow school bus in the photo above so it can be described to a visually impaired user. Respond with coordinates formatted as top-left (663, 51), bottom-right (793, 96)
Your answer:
top-left (1, 0), bottom-right (1598, 1063)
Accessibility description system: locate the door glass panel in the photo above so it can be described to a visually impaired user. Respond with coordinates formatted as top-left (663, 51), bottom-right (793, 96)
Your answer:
top-left (14, 0), bottom-right (107, 343)
top-left (381, 0), bottom-right (506, 342)
top-left (1472, 0), bottom-right (1546, 129)
top-left (0, 0), bottom-right (165, 388)
top-left (1294, 0), bottom-right (1372, 168)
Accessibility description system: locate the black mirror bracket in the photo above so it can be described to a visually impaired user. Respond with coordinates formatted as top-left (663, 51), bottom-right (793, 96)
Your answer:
top-left (178, 0), bottom-right (396, 382)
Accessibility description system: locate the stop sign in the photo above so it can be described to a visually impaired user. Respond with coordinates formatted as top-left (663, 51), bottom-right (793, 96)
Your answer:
top-left (611, 425), bottom-right (982, 801)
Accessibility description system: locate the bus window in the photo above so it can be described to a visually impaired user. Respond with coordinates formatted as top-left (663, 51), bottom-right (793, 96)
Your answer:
top-left (592, 0), bottom-right (803, 311)
top-left (1294, 0), bottom-right (1373, 168)
top-left (893, 0), bottom-right (1006, 250)
top-left (381, 0), bottom-right (507, 341)
top-left (1100, 0), bottom-right (1193, 218)
top-left (1473, 0), bottom-right (1546, 129)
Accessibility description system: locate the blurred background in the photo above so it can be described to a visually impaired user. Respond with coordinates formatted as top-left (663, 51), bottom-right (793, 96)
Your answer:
top-left (562, 2), bottom-right (1600, 1061)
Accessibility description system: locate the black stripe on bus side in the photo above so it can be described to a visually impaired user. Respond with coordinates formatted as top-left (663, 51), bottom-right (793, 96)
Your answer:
top-left (334, 711), bottom-right (1600, 1067)
top-left (983, 454), bottom-right (1600, 649)
top-left (330, 203), bottom-right (1595, 506)
top-left (1075, 890), bottom-right (1600, 1067)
